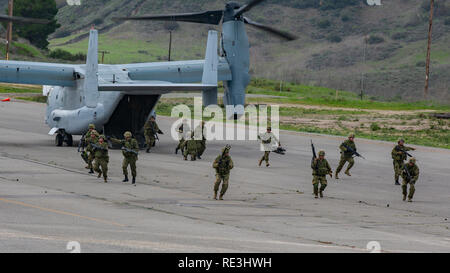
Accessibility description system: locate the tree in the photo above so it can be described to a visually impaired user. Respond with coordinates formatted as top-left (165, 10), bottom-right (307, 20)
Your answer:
top-left (9, 0), bottom-right (60, 49)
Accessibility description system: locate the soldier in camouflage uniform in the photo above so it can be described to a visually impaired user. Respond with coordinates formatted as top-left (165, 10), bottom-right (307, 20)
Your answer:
top-left (111, 131), bottom-right (139, 184)
top-left (311, 151), bottom-right (333, 199)
top-left (391, 139), bottom-right (416, 185)
top-left (183, 131), bottom-right (198, 161)
top-left (335, 133), bottom-right (357, 179)
top-left (92, 135), bottom-right (109, 183)
top-left (194, 121), bottom-right (206, 159)
top-left (175, 119), bottom-right (189, 155)
top-left (85, 129), bottom-right (99, 174)
top-left (257, 127), bottom-right (280, 167)
top-left (144, 116), bottom-right (163, 153)
top-left (402, 158), bottom-right (420, 202)
top-left (212, 145), bottom-right (234, 200)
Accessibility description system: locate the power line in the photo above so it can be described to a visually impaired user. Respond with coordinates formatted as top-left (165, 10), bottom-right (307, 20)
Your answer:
top-left (424, 0), bottom-right (434, 100)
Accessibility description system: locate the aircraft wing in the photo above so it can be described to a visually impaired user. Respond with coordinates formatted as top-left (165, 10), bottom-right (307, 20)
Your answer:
top-left (115, 59), bottom-right (232, 83)
top-left (0, 61), bottom-right (77, 87)
top-left (98, 81), bottom-right (217, 93)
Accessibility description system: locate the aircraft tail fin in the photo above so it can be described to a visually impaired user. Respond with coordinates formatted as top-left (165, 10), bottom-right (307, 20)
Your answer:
top-left (202, 30), bottom-right (219, 106)
top-left (84, 28), bottom-right (99, 108)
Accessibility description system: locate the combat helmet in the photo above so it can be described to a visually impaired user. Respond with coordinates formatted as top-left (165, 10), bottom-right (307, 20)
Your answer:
top-left (99, 134), bottom-right (106, 140)
top-left (88, 123), bottom-right (95, 129)
top-left (348, 133), bottom-right (355, 138)
top-left (90, 130), bottom-right (99, 136)
top-left (319, 150), bottom-right (325, 156)
top-left (398, 138), bottom-right (405, 144)
top-left (409, 157), bottom-right (416, 164)
top-left (124, 131), bottom-right (132, 138)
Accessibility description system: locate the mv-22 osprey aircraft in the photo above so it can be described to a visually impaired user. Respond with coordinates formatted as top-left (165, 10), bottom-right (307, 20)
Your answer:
top-left (0, 0), bottom-right (295, 147)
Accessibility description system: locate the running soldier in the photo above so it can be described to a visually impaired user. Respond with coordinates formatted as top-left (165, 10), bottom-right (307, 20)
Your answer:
top-left (335, 133), bottom-right (357, 179)
top-left (183, 132), bottom-right (198, 161)
top-left (311, 151), bottom-right (333, 199)
top-left (392, 139), bottom-right (416, 185)
top-left (92, 135), bottom-right (109, 183)
top-left (144, 116), bottom-right (163, 153)
top-left (402, 158), bottom-right (420, 202)
top-left (175, 119), bottom-right (189, 155)
top-left (111, 131), bottom-right (139, 184)
top-left (212, 145), bottom-right (234, 200)
top-left (258, 127), bottom-right (281, 167)
top-left (85, 129), bottom-right (99, 174)
top-left (194, 121), bottom-right (206, 159)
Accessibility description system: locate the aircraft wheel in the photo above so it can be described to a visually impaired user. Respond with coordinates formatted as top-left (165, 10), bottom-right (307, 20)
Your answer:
top-left (55, 134), bottom-right (64, 147)
top-left (65, 134), bottom-right (73, 147)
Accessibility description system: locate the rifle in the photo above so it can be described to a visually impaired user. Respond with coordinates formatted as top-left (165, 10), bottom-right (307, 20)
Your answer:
top-left (403, 164), bottom-right (412, 182)
top-left (217, 145), bottom-right (231, 172)
top-left (91, 143), bottom-right (107, 151)
top-left (272, 147), bottom-right (286, 155)
top-left (311, 140), bottom-right (317, 169)
top-left (122, 147), bottom-right (139, 156)
top-left (397, 146), bottom-right (413, 158)
top-left (343, 143), bottom-right (365, 159)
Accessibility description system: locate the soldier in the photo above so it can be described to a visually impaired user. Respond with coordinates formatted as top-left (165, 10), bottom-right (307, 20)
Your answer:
top-left (194, 121), bottom-right (206, 159)
top-left (85, 129), bottom-right (99, 174)
top-left (392, 139), bottom-right (416, 185)
top-left (401, 158), bottom-right (420, 202)
top-left (92, 135), bottom-right (109, 183)
top-left (212, 145), bottom-right (234, 200)
top-left (183, 131), bottom-right (198, 161)
top-left (175, 119), bottom-right (189, 155)
top-left (257, 127), bottom-right (281, 167)
top-left (144, 115), bottom-right (163, 153)
top-left (111, 131), bottom-right (139, 184)
top-left (311, 151), bottom-right (333, 199)
top-left (335, 133), bottom-right (357, 179)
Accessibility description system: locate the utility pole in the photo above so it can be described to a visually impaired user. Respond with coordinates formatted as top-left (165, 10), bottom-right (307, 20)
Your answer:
top-left (360, 35), bottom-right (367, 100)
top-left (5, 0), bottom-right (14, 60)
top-left (98, 50), bottom-right (110, 64)
top-left (424, 0), bottom-right (434, 99)
top-left (168, 30), bottom-right (172, 61)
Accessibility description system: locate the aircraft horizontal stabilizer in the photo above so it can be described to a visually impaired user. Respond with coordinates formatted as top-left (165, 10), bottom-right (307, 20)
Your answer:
top-left (98, 83), bottom-right (217, 92)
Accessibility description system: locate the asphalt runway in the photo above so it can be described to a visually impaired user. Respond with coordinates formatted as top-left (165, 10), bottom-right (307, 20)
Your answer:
top-left (0, 99), bottom-right (449, 253)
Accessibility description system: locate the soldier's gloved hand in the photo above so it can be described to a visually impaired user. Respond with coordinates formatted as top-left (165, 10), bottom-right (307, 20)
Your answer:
top-left (158, 130), bottom-right (164, 134)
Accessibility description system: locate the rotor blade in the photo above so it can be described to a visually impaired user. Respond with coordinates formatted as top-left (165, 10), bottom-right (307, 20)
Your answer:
top-left (244, 17), bottom-right (297, 41)
top-left (114, 10), bottom-right (224, 25)
top-left (235, 0), bottom-right (267, 17)
top-left (0, 14), bottom-right (50, 24)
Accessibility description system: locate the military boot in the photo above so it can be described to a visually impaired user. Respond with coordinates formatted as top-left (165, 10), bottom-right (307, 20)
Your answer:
top-left (89, 168), bottom-right (94, 174)
top-left (219, 194), bottom-right (224, 200)
top-left (314, 194), bottom-right (318, 199)
top-left (175, 147), bottom-right (179, 154)
top-left (197, 154), bottom-right (202, 160)
top-left (122, 175), bottom-right (129, 182)
top-left (266, 163), bottom-right (270, 167)
top-left (407, 198), bottom-right (412, 202)
top-left (403, 195), bottom-right (407, 201)
top-left (97, 171), bottom-right (102, 178)
top-left (345, 170), bottom-right (351, 176)
top-left (104, 177), bottom-right (108, 183)
top-left (335, 172), bottom-right (339, 179)
top-left (213, 192), bottom-right (218, 200)
top-left (146, 148), bottom-right (150, 153)
top-left (258, 159), bottom-right (263, 166)
top-left (132, 177), bottom-right (136, 184)
top-left (319, 191), bottom-right (323, 198)
top-left (395, 179), bottom-right (400, 185)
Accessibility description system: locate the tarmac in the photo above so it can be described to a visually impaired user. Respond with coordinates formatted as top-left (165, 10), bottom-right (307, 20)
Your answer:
top-left (0, 99), bottom-right (449, 253)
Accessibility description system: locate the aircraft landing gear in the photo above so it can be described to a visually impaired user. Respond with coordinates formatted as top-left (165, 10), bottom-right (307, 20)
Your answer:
top-left (55, 133), bottom-right (64, 147)
top-left (55, 130), bottom-right (73, 147)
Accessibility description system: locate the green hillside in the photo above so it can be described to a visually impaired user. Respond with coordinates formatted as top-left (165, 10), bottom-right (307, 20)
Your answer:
top-left (1, 0), bottom-right (450, 103)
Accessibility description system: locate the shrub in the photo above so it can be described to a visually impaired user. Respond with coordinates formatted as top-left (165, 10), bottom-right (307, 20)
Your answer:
top-left (48, 49), bottom-right (86, 61)
top-left (367, 35), bottom-right (384, 44)
top-left (370, 123), bottom-right (381, 131)
top-left (317, 19), bottom-right (331, 29)
top-left (327, 34), bottom-right (342, 43)
top-left (392, 32), bottom-right (408, 40)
